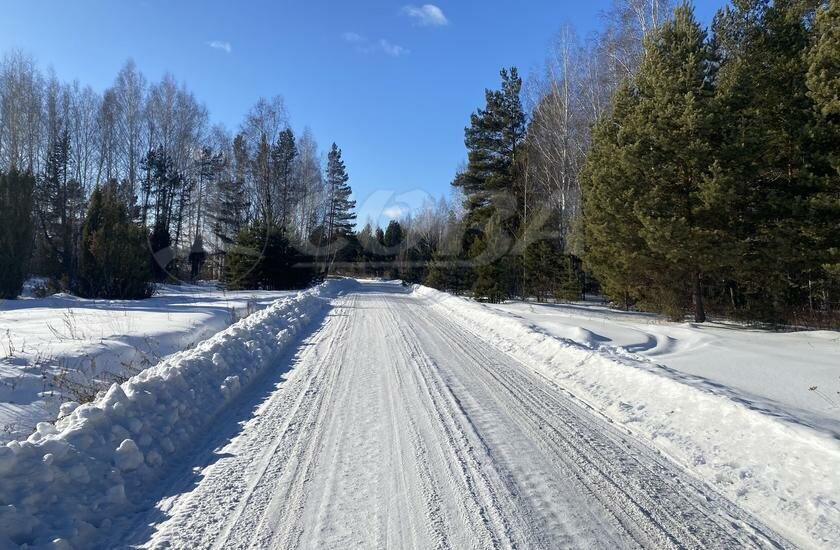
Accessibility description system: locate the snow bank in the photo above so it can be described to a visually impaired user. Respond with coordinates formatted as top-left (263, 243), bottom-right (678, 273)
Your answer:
top-left (413, 285), bottom-right (840, 549)
top-left (0, 280), bottom-right (352, 548)
top-left (485, 300), bottom-right (840, 435)
top-left (0, 284), bottom-right (292, 443)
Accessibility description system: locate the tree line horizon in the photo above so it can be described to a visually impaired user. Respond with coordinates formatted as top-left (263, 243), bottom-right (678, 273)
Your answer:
top-left (0, 0), bottom-right (837, 328)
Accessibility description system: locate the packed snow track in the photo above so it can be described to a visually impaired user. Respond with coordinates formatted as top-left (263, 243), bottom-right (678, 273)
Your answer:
top-left (128, 281), bottom-right (788, 549)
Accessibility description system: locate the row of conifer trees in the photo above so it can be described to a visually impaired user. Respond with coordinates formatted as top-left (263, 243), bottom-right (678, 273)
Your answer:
top-left (406, 1), bottom-right (838, 327)
top-left (583, 0), bottom-right (838, 323)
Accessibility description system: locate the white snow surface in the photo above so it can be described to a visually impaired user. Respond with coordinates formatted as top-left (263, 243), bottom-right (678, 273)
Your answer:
top-left (416, 287), bottom-right (840, 549)
top-left (0, 283), bottom-right (292, 443)
top-left (0, 280), bottom-right (836, 549)
top-left (484, 300), bottom-right (840, 434)
top-left (123, 281), bottom-right (789, 550)
top-left (0, 280), bottom-right (345, 547)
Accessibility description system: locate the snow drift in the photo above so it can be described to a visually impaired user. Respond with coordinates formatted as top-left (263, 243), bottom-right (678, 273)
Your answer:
top-left (0, 280), bottom-right (352, 547)
top-left (0, 283), bottom-right (294, 444)
top-left (412, 285), bottom-right (840, 549)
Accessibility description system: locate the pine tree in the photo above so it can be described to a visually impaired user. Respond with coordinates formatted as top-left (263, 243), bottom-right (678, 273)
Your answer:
top-left (425, 210), bottom-right (471, 293)
top-left (34, 129), bottom-right (86, 284)
top-left (320, 143), bottom-right (356, 274)
top-left (455, 68), bottom-right (526, 229)
top-left (523, 214), bottom-right (582, 302)
top-left (225, 223), bottom-right (316, 290)
top-left (453, 67), bottom-right (527, 300)
top-left (470, 235), bottom-right (504, 303)
top-left (712, 0), bottom-right (832, 319)
top-left (78, 183), bottom-right (152, 299)
top-left (325, 143), bottom-right (356, 238)
top-left (383, 220), bottom-right (404, 278)
top-left (582, 83), bottom-right (652, 312)
top-left (632, 2), bottom-right (717, 321)
top-left (584, 4), bottom-right (718, 321)
top-left (0, 170), bottom-right (35, 299)
top-left (272, 128), bottom-right (297, 229)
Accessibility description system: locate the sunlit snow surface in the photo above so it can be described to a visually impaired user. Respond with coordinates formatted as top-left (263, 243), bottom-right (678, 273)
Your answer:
top-left (0, 280), bottom-right (837, 548)
top-left (485, 299), bottom-right (840, 435)
top-left (0, 283), bottom-right (293, 442)
top-left (420, 288), bottom-right (840, 548)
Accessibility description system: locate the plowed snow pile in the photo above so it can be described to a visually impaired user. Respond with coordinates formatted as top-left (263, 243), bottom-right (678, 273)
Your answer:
top-left (413, 285), bottom-right (840, 548)
top-left (0, 284), bottom-right (293, 443)
top-left (0, 280), bottom-right (352, 547)
top-left (485, 299), bottom-right (840, 433)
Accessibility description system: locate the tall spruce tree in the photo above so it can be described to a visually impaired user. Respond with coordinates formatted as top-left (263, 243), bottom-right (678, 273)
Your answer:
top-left (584, 3), bottom-right (717, 321)
top-left (321, 143), bottom-right (356, 275)
top-left (272, 128), bottom-right (297, 229)
top-left (806, 0), bottom-right (840, 289)
top-left (0, 170), bottom-right (35, 299)
top-left (78, 183), bottom-right (152, 299)
top-left (711, 0), bottom-right (832, 319)
top-left (325, 143), bottom-right (356, 238)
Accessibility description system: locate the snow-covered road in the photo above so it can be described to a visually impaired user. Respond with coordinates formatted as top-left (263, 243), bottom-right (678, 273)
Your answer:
top-left (131, 281), bottom-right (787, 549)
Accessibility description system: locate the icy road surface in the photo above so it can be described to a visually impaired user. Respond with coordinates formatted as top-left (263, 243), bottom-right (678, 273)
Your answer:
top-left (133, 281), bottom-right (788, 549)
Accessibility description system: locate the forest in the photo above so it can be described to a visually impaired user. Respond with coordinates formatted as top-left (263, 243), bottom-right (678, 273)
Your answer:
top-left (0, 0), bottom-right (837, 327)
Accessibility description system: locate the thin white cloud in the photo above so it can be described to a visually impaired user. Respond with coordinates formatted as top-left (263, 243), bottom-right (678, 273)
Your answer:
top-left (379, 39), bottom-right (409, 57)
top-left (206, 40), bottom-right (232, 54)
top-left (342, 32), bottom-right (365, 44)
top-left (402, 4), bottom-right (449, 26)
top-left (342, 33), bottom-right (409, 57)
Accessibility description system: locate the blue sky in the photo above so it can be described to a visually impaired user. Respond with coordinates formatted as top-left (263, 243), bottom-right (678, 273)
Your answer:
top-left (0, 0), bottom-right (722, 225)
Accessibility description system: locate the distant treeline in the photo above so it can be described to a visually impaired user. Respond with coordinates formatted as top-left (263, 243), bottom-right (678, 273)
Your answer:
top-left (0, 0), bottom-right (837, 329)
top-left (0, 54), bottom-right (357, 298)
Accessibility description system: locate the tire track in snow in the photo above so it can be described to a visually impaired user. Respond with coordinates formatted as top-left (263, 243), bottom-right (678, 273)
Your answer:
top-left (140, 296), bottom-right (355, 549)
top-left (395, 303), bottom-right (634, 549)
top-left (389, 317), bottom-right (521, 547)
top-left (374, 294), bottom-right (453, 549)
top-left (129, 282), bottom-right (791, 549)
top-left (409, 296), bottom-right (789, 549)
top-left (223, 295), bottom-right (358, 549)
top-left (381, 295), bottom-right (514, 548)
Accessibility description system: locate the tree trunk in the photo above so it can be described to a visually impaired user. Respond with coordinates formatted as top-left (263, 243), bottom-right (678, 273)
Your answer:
top-left (692, 271), bottom-right (706, 323)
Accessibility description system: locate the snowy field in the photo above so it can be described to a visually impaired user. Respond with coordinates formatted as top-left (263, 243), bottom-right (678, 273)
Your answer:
top-left (0, 279), bottom-right (837, 549)
top-left (484, 300), bottom-right (840, 434)
top-left (430, 292), bottom-right (840, 548)
top-left (0, 283), bottom-right (292, 443)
